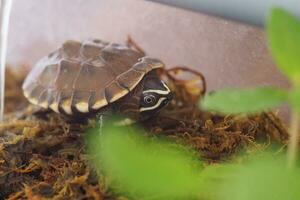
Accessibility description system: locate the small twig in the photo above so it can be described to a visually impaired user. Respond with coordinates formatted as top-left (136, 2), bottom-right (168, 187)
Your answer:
top-left (166, 66), bottom-right (207, 95)
top-left (263, 112), bottom-right (289, 140)
top-left (287, 111), bottom-right (299, 169)
top-left (126, 35), bottom-right (146, 56)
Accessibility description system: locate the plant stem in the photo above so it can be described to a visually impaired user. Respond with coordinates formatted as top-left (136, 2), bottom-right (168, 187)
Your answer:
top-left (287, 110), bottom-right (299, 169)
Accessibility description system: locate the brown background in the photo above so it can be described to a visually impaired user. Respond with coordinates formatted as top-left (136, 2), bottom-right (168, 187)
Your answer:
top-left (7, 0), bottom-right (290, 119)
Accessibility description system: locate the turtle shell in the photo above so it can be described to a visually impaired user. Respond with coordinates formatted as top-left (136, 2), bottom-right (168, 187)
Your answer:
top-left (22, 39), bottom-right (164, 115)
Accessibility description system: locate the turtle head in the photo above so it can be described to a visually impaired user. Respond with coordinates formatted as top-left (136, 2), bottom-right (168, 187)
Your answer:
top-left (139, 74), bottom-right (173, 120)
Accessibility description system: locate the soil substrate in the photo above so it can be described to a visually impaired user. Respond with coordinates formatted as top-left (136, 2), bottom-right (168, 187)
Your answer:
top-left (0, 68), bottom-right (288, 200)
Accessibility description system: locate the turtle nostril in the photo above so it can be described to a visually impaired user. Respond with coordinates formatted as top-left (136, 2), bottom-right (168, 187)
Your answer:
top-left (167, 92), bottom-right (174, 101)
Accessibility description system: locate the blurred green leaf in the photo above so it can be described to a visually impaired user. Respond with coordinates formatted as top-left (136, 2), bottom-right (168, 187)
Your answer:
top-left (267, 7), bottom-right (300, 84)
top-left (201, 87), bottom-right (286, 114)
top-left (217, 153), bottom-right (300, 200)
top-left (86, 120), bottom-right (203, 200)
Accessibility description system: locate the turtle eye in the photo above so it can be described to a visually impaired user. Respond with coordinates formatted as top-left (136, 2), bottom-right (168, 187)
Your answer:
top-left (143, 94), bottom-right (156, 105)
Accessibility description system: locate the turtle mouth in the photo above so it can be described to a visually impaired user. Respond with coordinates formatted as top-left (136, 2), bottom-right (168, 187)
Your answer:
top-left (162, 92), bottom-right (173, 108)
top-left (159, 92), bottom-right (173, 108)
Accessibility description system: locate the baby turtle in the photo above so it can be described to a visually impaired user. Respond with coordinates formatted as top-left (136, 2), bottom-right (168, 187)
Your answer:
top-left (22, 39), bottom-right (172, 121)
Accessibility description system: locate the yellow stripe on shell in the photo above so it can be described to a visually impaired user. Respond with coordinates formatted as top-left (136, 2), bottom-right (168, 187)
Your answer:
top-left (108, 89), bottom-right (128, 103)
top-left (28, 97), bottom-right (39, 105)
top-left (39, 101), bottom-right (49, 109)
top-left (92, 99), bottom-right (108, 110)
top-left (61, 100), bottom-right (72, 115)
top-left (23, 91), bottom-right (29, 98)
top-left (50, 102), bottom-right (59, 113)
top-left (75, 102), bottom-right (89, 113)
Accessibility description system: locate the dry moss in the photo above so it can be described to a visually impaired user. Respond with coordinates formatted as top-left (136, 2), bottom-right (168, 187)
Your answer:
top-left (0, 67), bottom-right (288, 200)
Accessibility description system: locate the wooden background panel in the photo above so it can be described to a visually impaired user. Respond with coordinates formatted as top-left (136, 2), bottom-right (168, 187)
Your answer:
top-left (8, 0), bottom-right (289, 93)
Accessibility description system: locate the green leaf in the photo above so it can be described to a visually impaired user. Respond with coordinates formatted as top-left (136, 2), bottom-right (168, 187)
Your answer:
top-left (217, 153), bottom-right (300, 200)
top-left (267, 7), bottom-right (300, 85)
top-left (201, 87), bottom-right (286, 114)
top-left (288, 88), bottom-right (300, 114)
top-left (86, 120), bottom-right (203, 200)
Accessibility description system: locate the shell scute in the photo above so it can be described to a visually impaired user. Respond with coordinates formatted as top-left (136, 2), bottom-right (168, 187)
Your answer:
top-left (100, 44), bottom-right (142, 73)
top-left (117, 69), bottom-right (145, 90)
top-left (48, 90), bottom-right (60, 113)
top-left (56, 60), bottom-right (81, 90)
top-left (105, 81), bottom-right (129, 103)
top-left (37, 64), bottom-right (59, 87)
top-left (29, 85), bottom-right (45, 102)
top-left (81, 41), bottom-right (104, 59)
top-left (89, 90), bottom-right (108, 110)
top-left (72, 90), bottom-right (92, 113)
top-left (57, 89), bottom-right (73, 114)
top-left (74, 63), bottom-right (113, 91)
top-left (62, 40), bottom-right (81, 58)
top-left (133, 57), bottom-right (164, 73)
top-left (38, 89), bottom-right (56, 109)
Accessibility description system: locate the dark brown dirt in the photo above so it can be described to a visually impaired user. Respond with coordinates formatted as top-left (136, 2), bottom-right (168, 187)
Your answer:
top-left (0, 68), bottom-right (288, 200)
